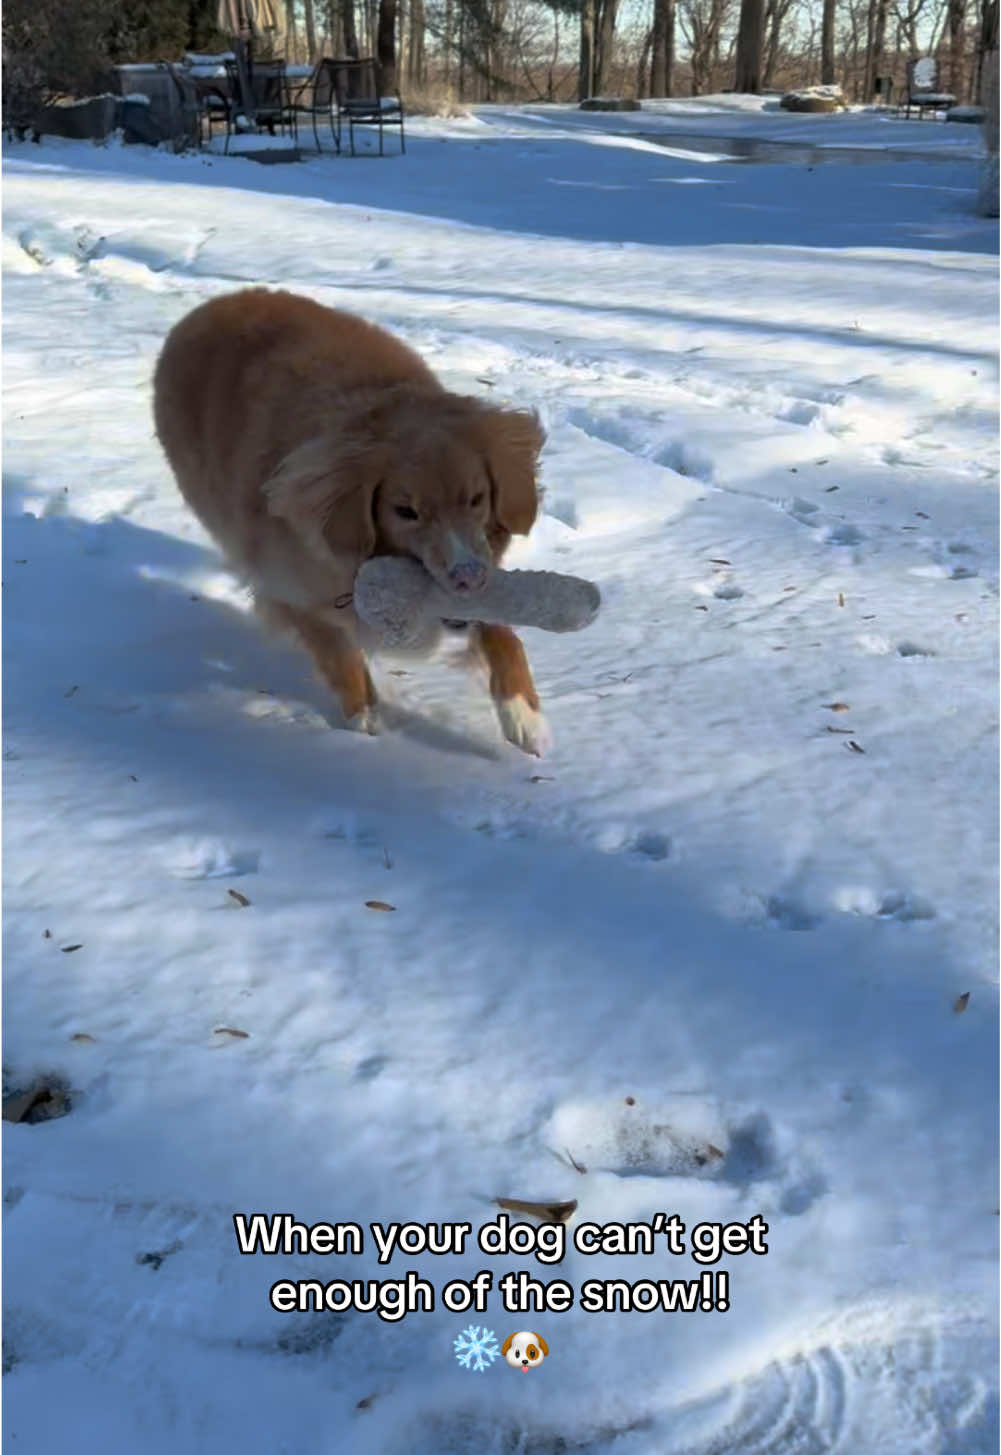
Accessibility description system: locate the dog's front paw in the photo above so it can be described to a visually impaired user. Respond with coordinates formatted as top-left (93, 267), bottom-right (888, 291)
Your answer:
top-left (495, 696), bottom-right (552, 758)
top-left (345, 705), bottom-right (379, 736)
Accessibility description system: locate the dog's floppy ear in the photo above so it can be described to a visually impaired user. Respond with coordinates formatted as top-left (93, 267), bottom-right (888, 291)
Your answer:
top-left (263, 433), bottom-right (390, 562)
top-left (477, 405), bottom-right (545, 537)
top-left (501, 1334), bottom-right (515, 1355)
top-left (536, 1334), bottom-right (549, 1356)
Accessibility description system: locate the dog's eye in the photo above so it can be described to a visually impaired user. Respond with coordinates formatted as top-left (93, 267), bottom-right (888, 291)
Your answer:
top-left (394, 504), bottom-right (419, 521)
top-left (470, 492), bottom-right (484, 508)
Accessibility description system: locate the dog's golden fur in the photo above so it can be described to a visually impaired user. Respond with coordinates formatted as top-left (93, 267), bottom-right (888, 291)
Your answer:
top-left (153, 289), bottom-right (549, 753)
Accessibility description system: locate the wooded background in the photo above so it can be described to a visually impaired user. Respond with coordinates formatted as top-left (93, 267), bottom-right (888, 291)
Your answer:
top-left (3, 0), bottom-right (998, 118)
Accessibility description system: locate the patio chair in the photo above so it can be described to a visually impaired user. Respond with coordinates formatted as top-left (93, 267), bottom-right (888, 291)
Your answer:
top-left (331, 58), bottom-right (406, 156)
top-left (222, 56), bottom-right (295, 152)
top-left (163, 63), bottom-right (205, 151)
top-left (287, 57), bottom-right (342, 154)
top-left (903, 57), bottom-right (957, 118)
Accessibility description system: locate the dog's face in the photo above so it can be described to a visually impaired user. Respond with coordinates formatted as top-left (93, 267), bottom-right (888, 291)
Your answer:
top-left (263, 396), bottom-right (544, 596)
top-left (501, 1331), bottom-right (549, 1370)
top-left (371, 431), bottom-right (496, 595)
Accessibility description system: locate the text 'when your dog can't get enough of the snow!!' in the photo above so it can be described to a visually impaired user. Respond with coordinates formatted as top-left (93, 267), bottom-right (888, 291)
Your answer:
top-left (232, 1211), bottom-right (770, 1322)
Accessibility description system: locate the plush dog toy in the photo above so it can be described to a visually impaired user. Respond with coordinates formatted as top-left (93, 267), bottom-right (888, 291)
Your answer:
top-left (353, 557), bottom-right (601, 649)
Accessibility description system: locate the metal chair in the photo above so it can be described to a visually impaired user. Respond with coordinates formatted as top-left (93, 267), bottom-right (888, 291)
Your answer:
top-left (903, 57), bottom-right (957, 119)
top-left (287, 57), bottom-right (341, 153)
top-left (331, 58), bottom-right (405, 156)
top-left (222, 56), bottom-right (294, 152)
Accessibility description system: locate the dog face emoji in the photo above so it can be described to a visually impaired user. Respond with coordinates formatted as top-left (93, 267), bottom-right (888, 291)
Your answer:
top-left (502, 1331), bottom-right (549, 1370)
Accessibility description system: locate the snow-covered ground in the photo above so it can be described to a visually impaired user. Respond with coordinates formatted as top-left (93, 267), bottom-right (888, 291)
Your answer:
top-left (3, 102), bottom-right (998, 1454)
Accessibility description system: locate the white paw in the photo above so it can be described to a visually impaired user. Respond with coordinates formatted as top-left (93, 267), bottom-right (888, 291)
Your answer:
top-left (496, 697), bottom-right (552, 758)
top-left (345, 705), bottom-right (379, 736)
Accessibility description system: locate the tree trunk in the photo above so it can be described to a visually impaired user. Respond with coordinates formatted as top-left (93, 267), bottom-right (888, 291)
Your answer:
top-left (977, 0), bottom-right (999, 98)
top-left (763, 0), bottom-right (788, 85)
top-left (488, 0), bottom-right (508, 99)
top-left (870, 0), bottom-right (888, 95)
top-left (637, 25), bottom-right (653, 95)
top-left (548, 7), bottom-right (560, 98)
top-left (458, 0), bottom-right (466, 97)
top-left (343, 0), bottom-right (360, 57)
top-left (443, 0), bottom-right (452, 87)
top-left (862, 0), bottom-right (876, 95)
top-left (650, 0), bottom-right (675, 93)
top-left (283, 0), bottom-right (297, 60)
top-left (408, 0), bottom-right (424, 82)
top-left (594, 0), bottom-right (621, 93)
top-left (579, 0), bottom-right (596, 98)
top-left (821, 0), bottom-right (837, 82)
top-left (734, 0), bottom-right (764, 88)
top-left (377, 0), bottom-right (398, 90)
top-left (304, 0), bottom-right (317, 60)
top-left (946, 0), bottom-right (967, 95)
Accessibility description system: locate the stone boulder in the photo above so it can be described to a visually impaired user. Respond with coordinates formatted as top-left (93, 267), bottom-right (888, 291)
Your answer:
top-left (780, 85), bottom-right (846, 113)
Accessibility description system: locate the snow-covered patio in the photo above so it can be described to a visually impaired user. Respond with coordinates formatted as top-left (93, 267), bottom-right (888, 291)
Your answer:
top-left (3, 98), bottom-right (998, 1454)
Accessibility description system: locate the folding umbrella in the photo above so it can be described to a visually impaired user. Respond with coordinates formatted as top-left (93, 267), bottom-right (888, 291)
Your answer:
top-left (215, 0), bottom-right (285, 125)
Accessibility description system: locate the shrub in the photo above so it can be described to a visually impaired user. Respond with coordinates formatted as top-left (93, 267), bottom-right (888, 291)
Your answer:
top-left (3, 0), bottom-right (115, 133)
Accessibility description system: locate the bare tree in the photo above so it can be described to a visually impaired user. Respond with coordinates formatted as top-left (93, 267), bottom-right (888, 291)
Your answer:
top-left (762, 0), bottom-right (796, 84)
top-left (579, 0), bottom-right (596, 96)
top-left (650, 0), bottom-right (676, 92)
top-left (976, 0), bottom-right (998, 96)
top-left (734, 0), bottom-right (765, 87)
top-left (821, 0), bottom-right (837, 80)
top-left (858, 0), bottom-right (889, 95)
top-left (594, 0), bottom-right (622, 89)
top-left (636, 23), bottom-right (653, 91)
top-left (508, 0), bottom-right (568, 98)
top-left (377, 0), bottom-right (398, 89)
top-left (410, 0), bottom-right (426, 80)
top-left (303, 0), bottom-right (318, 57)
top-left (891, 0), bottom-right (930, 55)
top-left (344, 0), bottom-right (360, 55)
top-left (678, 0), bottom-right (734, 92)
top-left (944, 0), bottom-right (967, 93)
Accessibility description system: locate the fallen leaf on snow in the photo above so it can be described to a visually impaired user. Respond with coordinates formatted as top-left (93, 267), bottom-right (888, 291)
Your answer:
top-left (228, 889), bottom-right (251, 907)
top-left (365, 900), bottom-right (396, 912)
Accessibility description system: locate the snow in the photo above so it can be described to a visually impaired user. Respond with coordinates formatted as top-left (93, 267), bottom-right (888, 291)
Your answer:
top-left (3, 102), bottom-right (998, 1455)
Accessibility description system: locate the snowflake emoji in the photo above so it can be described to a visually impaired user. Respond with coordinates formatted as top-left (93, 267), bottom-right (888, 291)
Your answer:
top-left (453, 1324), bottom-right (501, 1372)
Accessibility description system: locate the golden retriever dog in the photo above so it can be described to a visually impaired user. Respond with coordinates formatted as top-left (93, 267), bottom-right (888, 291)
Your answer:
top-left (153, 288), bottom-right (549, 755)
